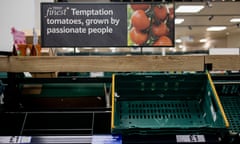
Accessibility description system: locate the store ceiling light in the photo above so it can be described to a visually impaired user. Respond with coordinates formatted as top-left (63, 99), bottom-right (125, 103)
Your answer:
top-left (230, 18), bottom-right (240, 23)
top-left (110, 47), bottom-right (117, 52)
top-left (83, 47), bottom-right (93, 50)
top-left (175, 18), bottom-right (184, 24)
top-left (199, 38), bottom-right (207, 43)
top-left (109, 47), bottom-right (116, 50)
top-left (175, 5), bottom-right (204, 13)
top-left (175, 39), bottom-right (182, 43)
top-left (179, 45), bottom-right (184, 49)
top-left (207, 26), bottom-right (226, 31)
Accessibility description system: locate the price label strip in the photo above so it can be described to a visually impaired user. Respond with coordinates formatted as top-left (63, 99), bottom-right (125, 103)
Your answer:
top-left (92, 135), bottom-right (122, 144)
top-left (176, 135), bottom-right (206, 143)
top-left (0, 136), bottom-right (31, 144)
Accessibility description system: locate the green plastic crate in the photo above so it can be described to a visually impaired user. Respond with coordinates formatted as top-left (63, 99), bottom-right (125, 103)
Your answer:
top-left (216, 84), bottom-right (240, 133)
top-left (0, 72), bottom-right (7, 78)
top-left (111, 73), bottom-right (229, 135)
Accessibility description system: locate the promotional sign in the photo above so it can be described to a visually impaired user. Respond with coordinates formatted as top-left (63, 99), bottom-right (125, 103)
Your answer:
top-left (41, 3), bottom-right (174, 47)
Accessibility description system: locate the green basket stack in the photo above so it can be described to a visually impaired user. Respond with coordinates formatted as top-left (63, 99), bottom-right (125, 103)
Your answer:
top-left (111, 73), bottom-right (229, 135)
top-left (217, 84), bottom-right (240, 133)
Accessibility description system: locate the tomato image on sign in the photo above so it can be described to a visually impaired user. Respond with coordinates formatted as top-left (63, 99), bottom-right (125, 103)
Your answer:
top-left (127, 3), bottom-right (174, 47)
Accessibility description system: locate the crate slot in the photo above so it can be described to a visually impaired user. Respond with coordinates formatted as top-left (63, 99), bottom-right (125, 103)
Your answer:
top-left (117, 100), bottom-right (207, 128)
top-left (220, 95), bottom-right (240, 133)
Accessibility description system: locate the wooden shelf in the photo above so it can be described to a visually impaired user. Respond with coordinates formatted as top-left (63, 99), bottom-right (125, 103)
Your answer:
top-left (205, 55), bottom-right (240, 71)
top-left (0, 55), bottom-right (239, 72)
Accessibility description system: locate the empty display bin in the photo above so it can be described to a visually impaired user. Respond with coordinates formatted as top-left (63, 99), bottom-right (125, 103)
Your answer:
top-left (111, 72), bottom-right (229, 135)
top-left (20, 83), bottom-right (107, 110)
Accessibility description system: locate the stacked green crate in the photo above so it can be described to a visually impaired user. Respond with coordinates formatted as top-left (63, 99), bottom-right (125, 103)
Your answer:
top-left (111, 73), bottom-right (229, 135)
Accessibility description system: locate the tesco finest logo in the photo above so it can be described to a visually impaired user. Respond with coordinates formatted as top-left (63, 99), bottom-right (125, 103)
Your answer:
top-left (45, 6), bottom-right (69, 18)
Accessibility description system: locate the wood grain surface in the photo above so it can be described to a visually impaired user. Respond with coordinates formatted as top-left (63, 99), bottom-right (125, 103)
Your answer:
top-left (205, 55), bottom-right (240, 71)
top-left (0, 55), bottom-right (239, 72)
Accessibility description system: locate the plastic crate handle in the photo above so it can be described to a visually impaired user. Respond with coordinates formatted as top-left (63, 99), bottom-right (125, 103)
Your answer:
top-left (111, 74), bottom-right (115, 129)
top-left (207, 72), bottom-right (230, 128)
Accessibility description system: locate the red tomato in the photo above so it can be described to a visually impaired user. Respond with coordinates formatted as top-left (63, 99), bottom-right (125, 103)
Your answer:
top-left (154, 6), bottom-right (168, 21)
top-left (130, 27), bottom-right (148, 45)
top-left (152, 23), bottom-right (169, 37)
top-left (131, 10), bottom-right (150, 31)
top-left (153, 36), bottom-right (172, 46)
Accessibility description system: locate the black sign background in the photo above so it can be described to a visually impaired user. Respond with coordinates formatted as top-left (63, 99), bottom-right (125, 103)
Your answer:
top-left (41, 3), bottom-right (174, 47)
top-left (41, 3), bottom-right (127, 47)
